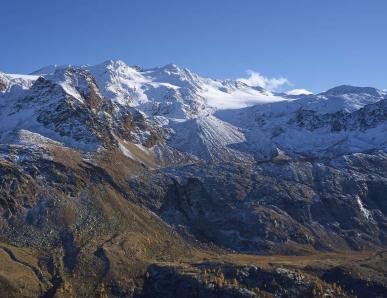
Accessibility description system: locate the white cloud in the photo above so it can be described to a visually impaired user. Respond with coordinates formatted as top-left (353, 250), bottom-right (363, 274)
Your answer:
top-left (286, 89), bottom-right (313, 95)
top-left (237, 70), bottom-right (290, 91)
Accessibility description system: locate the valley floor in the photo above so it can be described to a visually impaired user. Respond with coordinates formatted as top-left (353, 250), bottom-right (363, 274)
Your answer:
top-left (1, 240), bottom-right (386, 297)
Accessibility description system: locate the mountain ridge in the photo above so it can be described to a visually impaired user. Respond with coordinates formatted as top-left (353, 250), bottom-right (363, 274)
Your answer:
top-left (1, 60), bottom-right (385, 163)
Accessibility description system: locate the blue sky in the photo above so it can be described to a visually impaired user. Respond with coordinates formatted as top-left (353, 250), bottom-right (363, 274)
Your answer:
top-left (1, 0), bottom-right (386, 92)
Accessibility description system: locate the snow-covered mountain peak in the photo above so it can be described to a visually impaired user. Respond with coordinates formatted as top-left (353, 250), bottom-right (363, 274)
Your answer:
top-left (322, 85), bottom-right (384, 97)
top-left (102, 59), bottom-right (128, 68)
top-left (37, 67), bottom-right (102, 105)
top-left (86, 61), bottom-right (206, 118)
top-left (156, 63), bottom-right (180, 72)
top-left (143, 63), bottom-right (202, 89)
top-left (0, 72), bottom-right (39, 93)
top-left (146, 63), bottom-right (193, 76)
top-left (94, 59), bottom-right (144, 80)
top-left (30, 64), bottom-right (72, 76)
top-left (310, 85), bottom-right (386, 113)
top-left (25, 60), bottom-right (288, 119)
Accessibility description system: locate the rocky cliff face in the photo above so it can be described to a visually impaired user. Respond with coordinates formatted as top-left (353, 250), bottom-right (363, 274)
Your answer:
top-left (128, 151), bottom-right (387, 254)
top-left (0, 61), bottom-right (386, 297)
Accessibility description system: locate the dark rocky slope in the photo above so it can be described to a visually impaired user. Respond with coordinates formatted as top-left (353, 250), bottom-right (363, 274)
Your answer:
top-left (0, 142), bottom-right (386, 297)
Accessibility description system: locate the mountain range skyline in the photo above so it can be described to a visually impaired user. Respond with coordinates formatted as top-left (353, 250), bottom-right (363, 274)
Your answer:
top-left (3, 59), bottom-right (386, 96)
